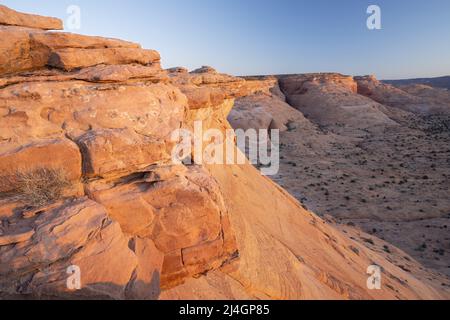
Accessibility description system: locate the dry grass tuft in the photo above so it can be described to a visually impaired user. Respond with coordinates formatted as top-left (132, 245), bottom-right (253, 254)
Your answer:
top-left (13, 168), bottom-right (71, 207)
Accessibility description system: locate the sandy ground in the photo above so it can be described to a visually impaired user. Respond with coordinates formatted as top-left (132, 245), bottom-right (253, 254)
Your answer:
top-left (270, 113), bottom-right (450, 279)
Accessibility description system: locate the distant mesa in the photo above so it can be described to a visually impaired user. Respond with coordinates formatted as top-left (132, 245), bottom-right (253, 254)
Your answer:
top-left (385, 76), bottom-right (450, 91)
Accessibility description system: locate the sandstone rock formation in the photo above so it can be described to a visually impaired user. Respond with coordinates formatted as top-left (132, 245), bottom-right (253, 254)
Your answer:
top-left (0, 6), bottom-right (449, 300)
top-left (0, 11), bottom-right (160, 76)
top-left (0, 6), bottom-right (236, 299)
top-left (228, 76), bottom-right (300, 133)
top-left (278, 73), bottom-right (400, 137)
top-left (235, 72), bottom-right (450, 281)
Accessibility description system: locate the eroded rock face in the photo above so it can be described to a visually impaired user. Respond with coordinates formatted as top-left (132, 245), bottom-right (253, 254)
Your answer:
top-left (0, 26), bottom-right (42, 75)
top-left (86, 165), bottom-right (237, 289)
top-left (0, 5), bottom-right (237, 298)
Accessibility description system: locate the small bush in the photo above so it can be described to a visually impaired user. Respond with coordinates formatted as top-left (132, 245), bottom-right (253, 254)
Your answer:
top-left (13, 168), bottom-right (71, 207)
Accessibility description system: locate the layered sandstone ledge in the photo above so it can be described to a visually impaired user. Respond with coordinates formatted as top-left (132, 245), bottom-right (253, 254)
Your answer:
top-left (0, 5), bottom-right (63, 30)
top-left (0, 6), bottom-right (243, 298)
top-left (0, 6), bottom-right (448, 300)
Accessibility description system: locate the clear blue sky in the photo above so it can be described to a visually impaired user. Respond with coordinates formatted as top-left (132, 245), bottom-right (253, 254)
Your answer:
top-left (3, 0), bottom-right (450, 79)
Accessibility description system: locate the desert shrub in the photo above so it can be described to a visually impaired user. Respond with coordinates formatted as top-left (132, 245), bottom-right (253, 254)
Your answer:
top-left (13, 168), bottom-right (71, 207)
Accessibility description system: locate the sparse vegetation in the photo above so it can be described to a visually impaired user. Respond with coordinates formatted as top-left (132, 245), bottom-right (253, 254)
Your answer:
top-left (11, 168), bottom-right (71, 207)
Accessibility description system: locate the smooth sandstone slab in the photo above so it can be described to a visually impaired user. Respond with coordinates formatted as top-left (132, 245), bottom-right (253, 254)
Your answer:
top-left (0, 81), bottom-right (187, 149)
top-left (72, 64), bottom-right (166, 82)
top-left (0, 198), bottom-right (138, 299)
top-left (0, 5), bottom-right (63, 30)
top-left (0, 65), bottom-right (167, 90)
top-left (30, 32), bottom-right (140, 50)
top-left (48, 48), bottom-right (161, 71)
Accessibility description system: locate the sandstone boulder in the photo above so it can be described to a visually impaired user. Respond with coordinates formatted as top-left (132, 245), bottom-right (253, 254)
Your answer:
top-left (77, 128), bottom-right (170, 178)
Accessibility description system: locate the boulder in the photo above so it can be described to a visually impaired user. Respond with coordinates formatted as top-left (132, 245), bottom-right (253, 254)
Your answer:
top-left (77, 128), bottom-right (170, 178)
